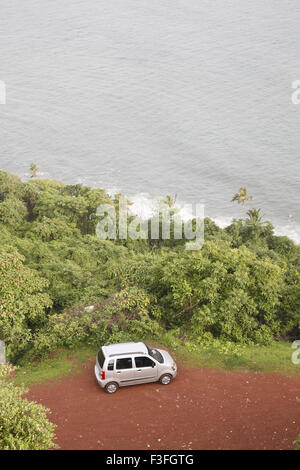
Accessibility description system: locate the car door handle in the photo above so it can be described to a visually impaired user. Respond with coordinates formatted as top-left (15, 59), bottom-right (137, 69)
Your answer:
top-left (116, 371), bottom-right (121, 374)
top-left (137, 369), bottom-right (142, 372)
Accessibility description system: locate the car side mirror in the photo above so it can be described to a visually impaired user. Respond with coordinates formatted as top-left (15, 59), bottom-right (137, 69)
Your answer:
top-left (152, 363), bottom-right (156, 368)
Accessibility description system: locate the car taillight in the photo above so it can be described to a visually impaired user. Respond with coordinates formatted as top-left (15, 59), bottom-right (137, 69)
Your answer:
top-left (100, 371), bottom-right (105, 380)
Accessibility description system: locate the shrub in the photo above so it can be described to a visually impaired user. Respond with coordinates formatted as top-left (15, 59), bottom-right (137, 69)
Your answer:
top-left (0, 365), bottom-right (57, 450)
top-left (0, 250), bottom-right (52, 362)
top-left (23, 287), bottom-right (160, 362)
top-left (116, 242), bottom-right (286, 344)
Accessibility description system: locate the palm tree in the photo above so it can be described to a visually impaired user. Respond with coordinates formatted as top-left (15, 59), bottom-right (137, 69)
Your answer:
top-left (231, 187), bottom-right (252, 205)
top-left (162, 194), bottom-right (177, 209)
top-left (246, 208), bottom-right (264, 224)
top-left (30, 163), bottom-right (39, 178)
top-left (159, 194), bottom-right (180, 219)
top-left (245, 208), bottom-right (271, 241)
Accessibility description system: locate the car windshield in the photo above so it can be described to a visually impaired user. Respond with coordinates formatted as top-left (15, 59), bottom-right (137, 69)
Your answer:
top-left (146, 345), bottom-right (164, 364)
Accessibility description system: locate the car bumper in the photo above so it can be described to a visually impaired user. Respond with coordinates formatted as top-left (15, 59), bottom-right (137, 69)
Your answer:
top-left (94, 364), bottom-right (106, 388)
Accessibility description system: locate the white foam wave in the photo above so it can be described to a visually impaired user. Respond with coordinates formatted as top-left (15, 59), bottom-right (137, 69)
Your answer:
top-left (128, 193), bottom-right (204, 222)
top-left (127, 193), bottom-right (300, 245)
top-left (273, 224), bottom-right (300, 245)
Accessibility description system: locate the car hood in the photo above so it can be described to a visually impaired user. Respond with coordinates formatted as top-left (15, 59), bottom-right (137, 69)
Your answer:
top-left (156, 348), bottom-right (175, 366)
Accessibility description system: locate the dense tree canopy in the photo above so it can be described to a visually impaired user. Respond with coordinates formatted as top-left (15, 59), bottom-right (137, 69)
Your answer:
top-left (0, 170), bottom-right (298, 362)
top-left (112, 242), bottom-right (286, 344)
top-left (0, 250), bottom-right (52, 360)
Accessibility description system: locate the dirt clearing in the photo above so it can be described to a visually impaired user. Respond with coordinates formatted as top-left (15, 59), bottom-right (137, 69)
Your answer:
top-left (27, 359), bottom-right (300, 450)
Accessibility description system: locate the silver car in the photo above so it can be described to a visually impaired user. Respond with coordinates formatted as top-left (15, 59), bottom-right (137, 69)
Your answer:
top-left (94, 341), bottom-right (177, 393)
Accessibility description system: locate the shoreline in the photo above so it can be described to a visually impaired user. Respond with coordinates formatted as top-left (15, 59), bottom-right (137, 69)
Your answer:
top-left (6, 169), bottom-right (300, 245)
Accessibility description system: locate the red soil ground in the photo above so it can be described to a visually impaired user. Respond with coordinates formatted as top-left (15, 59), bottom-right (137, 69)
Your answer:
top-left (27, 358), bottom-right (300, 450)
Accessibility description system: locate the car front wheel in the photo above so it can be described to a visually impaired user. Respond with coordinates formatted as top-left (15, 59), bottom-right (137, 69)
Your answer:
top-left (105, 382), bottom-right (119, 394)
top-left (159, 374), bottom-right (172, 385)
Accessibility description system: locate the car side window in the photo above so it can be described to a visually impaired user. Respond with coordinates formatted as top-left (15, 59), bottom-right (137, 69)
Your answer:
top-left (116, 357), bottom-right (132, 370)
top-left (135, 356), bottom-right (155, 368)
top-left (107, 360), bottom-right (114, 371)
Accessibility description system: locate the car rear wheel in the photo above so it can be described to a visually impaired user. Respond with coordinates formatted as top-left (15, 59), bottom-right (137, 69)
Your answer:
top-left (159, 374), bottom-right (172, 385)
top-left (105, 382), bottom-right (119, 394)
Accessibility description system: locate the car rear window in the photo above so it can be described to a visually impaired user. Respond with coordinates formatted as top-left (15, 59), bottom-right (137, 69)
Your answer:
top-left (97, 348), bottom-right (105, 368)
top-left (116, 357), bottom-right (132, 370)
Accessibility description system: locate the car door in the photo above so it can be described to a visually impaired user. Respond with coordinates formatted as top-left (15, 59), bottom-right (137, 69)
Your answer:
top-left (115, 357), bottom-right (136, 386)
top-left (134, 356), bottom-right (158, 383)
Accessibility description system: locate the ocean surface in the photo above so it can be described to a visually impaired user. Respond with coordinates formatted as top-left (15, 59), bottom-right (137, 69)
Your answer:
top-left (0, 1), bottom-right (300, 241)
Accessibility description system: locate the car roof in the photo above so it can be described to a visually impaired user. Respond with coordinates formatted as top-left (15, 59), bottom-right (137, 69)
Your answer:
top-left (102, 342), bottom-right (148, 358)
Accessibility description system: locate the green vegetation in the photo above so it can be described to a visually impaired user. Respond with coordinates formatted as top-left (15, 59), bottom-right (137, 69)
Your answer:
top-left (14, 345), bottom-right (97, 386)
top-left (29, 163), bottom-right (39, 179)
top-left (165, 337), bottom-right (298, 374)
top-left (14, 339), bottom-right (298, 388)
top-left (231, 186), bottom-right (252, 205)
top-left (0, 169), bottom-right (298, 449)
top-left (0, 250), bottom-right (52, 362)
top-left (0, 169), bottom-right (298, 365)
top-left (0, 364), bottom-right (57, 450)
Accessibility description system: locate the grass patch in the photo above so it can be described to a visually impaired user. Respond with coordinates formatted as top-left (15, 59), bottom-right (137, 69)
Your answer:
top-left (14, 336), bottom-right (300, 387)
top-left (14, 344), bottom-right (98, 386)
top-left (154, 333), bottom-right (300, 376)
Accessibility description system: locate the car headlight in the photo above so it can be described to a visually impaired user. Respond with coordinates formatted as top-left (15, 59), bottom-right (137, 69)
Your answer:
top-left (171, 363), bottom-right (176, 371)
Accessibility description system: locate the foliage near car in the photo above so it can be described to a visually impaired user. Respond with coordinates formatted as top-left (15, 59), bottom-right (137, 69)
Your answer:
top-left (0, 365), bottom-right (56, 450)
